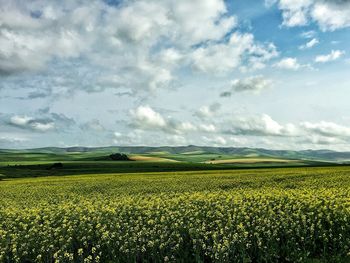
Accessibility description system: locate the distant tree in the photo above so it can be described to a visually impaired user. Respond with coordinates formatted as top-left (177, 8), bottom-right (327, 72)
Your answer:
top-left (109, 153), bottom-right (130, 161)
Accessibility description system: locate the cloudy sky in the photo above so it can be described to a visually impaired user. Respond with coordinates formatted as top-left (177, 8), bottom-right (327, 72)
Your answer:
top-left (1, 0), bottom-right (350, 150)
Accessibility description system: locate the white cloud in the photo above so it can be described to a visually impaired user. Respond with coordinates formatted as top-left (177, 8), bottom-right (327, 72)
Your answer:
top-left (0, 0), bottom-right (279, 100)
top-left (231, 76), bottom-right (272, 93)
top-left (113, 130), bottom-right (189, 146)
top-left (278, 0), bottom-right (312, 27)
top-left (130, 106), bottom-right (198, 135)
top-left (113, 130), bottom-right (144, 146)
top-left (194, 103), bottom-right (221, 119)
top-left (0, 1), bottom-right (94, 75)
top-left (225, 114), bottom-right (297, 137)
top-left (199, 124), bottom-right (217, 132)
top-left (191, 32), bottom-right (278, 74)
top-left (315, 50), bottom-right (345, 63)
top-left (299, 38), bottom-right (319, 49)
top-left (297, 120), bottom-right (350, 146)
top-left (300, 121), bottom-right (350, 138)
top-left (30, 122), bottom-right (55, 132)
top-left (175, 122), bottom-right (197, 133)
top-left (274, 57), bottom-right (304, 70)
top-left (131, 105), bottom-right (220, 136)
top-left (9, 115), bottom-right (55, 132)
top-left (271, 0), bottom-right (350, 31)
top-left (202, 135), bottom-right (227, 146)
top-left (157, 48), bottom-right (183, 66)
top-left (300, 30), bottom-right (317, 38)
top-left (131, 106), bottom-right (167, 129)
top-left (221, 115), bottom-right (350, 147)
top-left (190, 33), bottom-right (250, 73)
top-left (10, 116), bottom-right (32, 126)
top-left (169, 0), bottom-right (237, 45)
top-left (2, 0), bottom-right (349, 151)
top-left (311, 2), bottom-right (350, 31)
top-left (302, 135), bottom-right (345, 145)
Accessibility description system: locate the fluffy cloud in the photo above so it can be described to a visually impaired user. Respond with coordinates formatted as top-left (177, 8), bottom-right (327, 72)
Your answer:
top-left (113, 130), bottom-right (189, 146)
top-left (315, 50), bottom-right (345, 63)
top-left (220, 114), bottom-right (350, 147)
top-left (300, 30), bottom-right (317, 38)
top-left (8, 115), bottom-right (55, 132)
top-left (130, 106), bottom-right (167, 129)
top-left (274, 57), bottom-right (305, 70)
top-left (300, 121), bottom-right (350, 138)
top-left (199, 124), bottom-right (217, 132)
top-left (113, 130), bottom-right (144, 146)
top-left (194, 103), bottom-right (221, 119)
top-left (311, 1), bottom-right (350, 31)
top-left (220, 76), bottom-right (272, 96)
top-left (297, 121), bottom-right (350, 145)
top-left (224, 114), bottom-right (297, 137)
top-left (276, 0), bottom-right (312, 27)
top-left (0, 0), bottom-right (277, 97)
top-left (0, 1), bottom-right (94, 75)
top-left (114, 109), bottom-right (350, 148)
top-left (301, 135), bottom-right (345, 145)
top-left (3, 110), bottom-right (75, 133)
top-left (131, 105), bottom-right (217, 135)
top-left (232, 76), bottom-right (272, 93)
top-left (191, 33), bottom-right (278, 73)
top-left (130, 106), bottom-right (195, 134)
top-left (270, 0), bottom-right (350, 31)
top-left (202, 135), bottom-right (227, 146)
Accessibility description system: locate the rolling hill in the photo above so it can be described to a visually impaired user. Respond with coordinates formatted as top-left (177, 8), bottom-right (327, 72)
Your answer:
top-left (2, 145), bottom-right (350, 163)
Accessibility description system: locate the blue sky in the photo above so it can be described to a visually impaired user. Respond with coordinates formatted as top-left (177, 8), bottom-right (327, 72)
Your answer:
top-left (1, 0), bottom-right (350, 150)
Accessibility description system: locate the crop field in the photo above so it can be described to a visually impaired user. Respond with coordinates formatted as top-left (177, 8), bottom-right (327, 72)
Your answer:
top-left (2, 166), bottom-right (350, 262)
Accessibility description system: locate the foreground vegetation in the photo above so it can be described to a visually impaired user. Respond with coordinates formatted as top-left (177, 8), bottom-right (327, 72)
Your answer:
top-left (2, 167), bottom-right (350, 262)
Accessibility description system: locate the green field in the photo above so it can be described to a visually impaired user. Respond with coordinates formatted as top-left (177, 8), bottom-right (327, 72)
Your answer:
top-left (2, 166), bottom-right (350, 262)
top-left (0, 149), bottom-right (336, 180)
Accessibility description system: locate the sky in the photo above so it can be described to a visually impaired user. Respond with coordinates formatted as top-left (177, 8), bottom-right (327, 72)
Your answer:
top-left (1, 0), bottom-right (350, 150)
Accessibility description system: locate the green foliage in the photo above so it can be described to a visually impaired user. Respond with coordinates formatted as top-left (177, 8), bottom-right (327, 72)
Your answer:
top-left (109, 153), bottom-right (130, 161)
top-left (1, 167), bottom-right (350, 262)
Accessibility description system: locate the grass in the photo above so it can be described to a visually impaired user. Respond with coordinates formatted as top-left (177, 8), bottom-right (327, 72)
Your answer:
top-left (0, 150), bottom-right (335, 180)
top-left (203, 158), bottom-right (299, 164)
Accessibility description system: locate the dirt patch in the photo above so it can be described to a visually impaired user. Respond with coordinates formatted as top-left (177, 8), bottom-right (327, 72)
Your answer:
top-left (205, 158), bottom-right (296, 164)
top-left (129, 155), bottom-right (178, 162)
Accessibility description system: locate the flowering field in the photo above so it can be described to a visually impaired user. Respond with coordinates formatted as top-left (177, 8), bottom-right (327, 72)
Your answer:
top-left (1, 167), bottom-right (350, 262)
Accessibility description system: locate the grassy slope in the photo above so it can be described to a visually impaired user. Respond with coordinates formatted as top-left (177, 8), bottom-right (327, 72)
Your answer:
top-left (0, 149), bottom-right (337, 179)
top-left (3, 146), bottom-right (350, 162)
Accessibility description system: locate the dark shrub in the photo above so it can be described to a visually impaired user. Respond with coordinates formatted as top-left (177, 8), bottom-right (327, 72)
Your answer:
top-left (109, 153), bottom-right (130, 161)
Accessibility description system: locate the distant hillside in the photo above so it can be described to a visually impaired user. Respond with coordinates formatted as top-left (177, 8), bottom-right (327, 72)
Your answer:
top-left (2, 146), bottom-right (350, 163)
